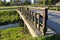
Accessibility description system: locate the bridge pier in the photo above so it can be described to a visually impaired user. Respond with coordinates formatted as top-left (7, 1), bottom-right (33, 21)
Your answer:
top-left (19, 15), bottom-right (22, 20)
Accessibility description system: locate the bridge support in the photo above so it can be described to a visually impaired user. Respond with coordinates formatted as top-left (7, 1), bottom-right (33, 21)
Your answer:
top-left (24, 22), bottom-right (26, 27)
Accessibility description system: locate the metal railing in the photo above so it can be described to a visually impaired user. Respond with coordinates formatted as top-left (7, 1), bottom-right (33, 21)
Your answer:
top-left (18, 6), bottom-right (48, 35)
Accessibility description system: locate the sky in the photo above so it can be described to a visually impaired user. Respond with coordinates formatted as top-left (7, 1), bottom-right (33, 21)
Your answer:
top-left (2, 0), bottom-right (10, 2)
top-left (2, 0), bottom-right (34, 4)
top-left (6, 0), bottom-right (10, 2)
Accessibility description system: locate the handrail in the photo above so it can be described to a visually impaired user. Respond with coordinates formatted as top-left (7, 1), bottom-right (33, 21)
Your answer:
top-left (18, 6), bottom-right (48, 35)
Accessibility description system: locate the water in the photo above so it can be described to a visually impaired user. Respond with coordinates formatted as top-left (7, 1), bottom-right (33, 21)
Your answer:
top-left (0, 23), bottom-right (20, 30)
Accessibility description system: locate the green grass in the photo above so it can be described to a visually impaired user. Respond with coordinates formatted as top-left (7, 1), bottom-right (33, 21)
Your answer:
top-left (0, 6), bottom-right (21, 10)
top-left (0, 27), bottom-right (32, 40)
top-left (0, 6), bottom-right (20, 8)
top-left (0, 10), bottom-right (20, 25)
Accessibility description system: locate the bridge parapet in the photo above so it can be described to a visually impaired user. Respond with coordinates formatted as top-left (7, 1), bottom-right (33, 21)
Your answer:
top-left (18, 6), bottom-right (48, 36)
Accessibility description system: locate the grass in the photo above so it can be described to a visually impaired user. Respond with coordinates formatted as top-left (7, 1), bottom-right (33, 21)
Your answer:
top-left (0, 6), bottom-right (20, 10)
top-left (0, 10), bottom-right (20, 25)
top-left (0, 27), bottom-right (32, 40)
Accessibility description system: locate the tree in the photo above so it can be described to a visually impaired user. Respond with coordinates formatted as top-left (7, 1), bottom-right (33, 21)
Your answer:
top-left (10, 0), bottom-right (14, 6)
top-left (16, 0), bottom-right (21, 5)
top-left (0, 0), bottom-right (4, 6)
top-left (0, 0), bottom-right (2, 6)
top-left (5, 2), bottom-right (11, 6)
top-left (4, 0), bottom-right (6, 5)
top-left (24, 0), bottom-right (31, 5)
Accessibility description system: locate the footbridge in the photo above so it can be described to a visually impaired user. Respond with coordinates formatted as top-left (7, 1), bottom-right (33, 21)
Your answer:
top-left (16, 6), bottom-right (60, 37)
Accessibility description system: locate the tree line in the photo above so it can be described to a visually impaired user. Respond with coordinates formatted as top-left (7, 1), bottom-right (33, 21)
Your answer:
top-left (0, 0), bottom-right (60, 6)
top-left (0, 0), bottom-right (31, 6)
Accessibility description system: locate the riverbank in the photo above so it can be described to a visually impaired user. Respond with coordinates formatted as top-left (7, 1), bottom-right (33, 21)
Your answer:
top-left (0, 26), bottom-right (32, 40)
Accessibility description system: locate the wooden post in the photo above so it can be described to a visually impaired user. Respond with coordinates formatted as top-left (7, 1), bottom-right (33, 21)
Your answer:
top-left (30, 11), bottom-right (32, 19)
top-left (42, 8), bottom-right (48, 35)
top-left (37, 14), bottom-right (40, 31)
top-left (27, 8), bottom-right (29, 17)
top-left (29, 10), bottom-right (31, 19)
top-left (32, 12), bottom-right (34, 22)
top-left (34, 13), bottom-right (37, 28)
top-left (31, 11), bottom-right (34, 23)
top-left (20, 7), bottom-right (21, 11)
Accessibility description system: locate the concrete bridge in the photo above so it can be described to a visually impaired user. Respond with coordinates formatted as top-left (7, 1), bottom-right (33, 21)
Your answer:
top-left (16, 6), bottom-right (60, 37)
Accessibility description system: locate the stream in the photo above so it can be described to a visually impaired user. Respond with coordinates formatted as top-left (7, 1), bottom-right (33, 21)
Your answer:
top-left (0, 23), bottom-right (20, 30)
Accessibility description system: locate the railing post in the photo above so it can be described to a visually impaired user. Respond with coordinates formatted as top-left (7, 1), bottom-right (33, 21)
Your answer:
top-left (32, 12), bottom-right (34, 22)
top-left (42, 8), bottom-right (48, 35)
top-left (29, 10), bottom-right (31, 19)
top-left (34, 13), bottom-right (37, 28)
top-left (20, 7), bottom-right (21, 11)
top-left (27, 8), bottom-right (30, 17)
top-left (37, 14), bottom-right (40, 31)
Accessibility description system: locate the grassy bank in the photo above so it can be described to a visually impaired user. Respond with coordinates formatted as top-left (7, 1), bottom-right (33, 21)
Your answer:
top-left (0, 10), bottom-right (20, 25)
top-left (0, 27), bottom-right (32, 40)
top-left (0, 6), bottom-right (20, 10)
